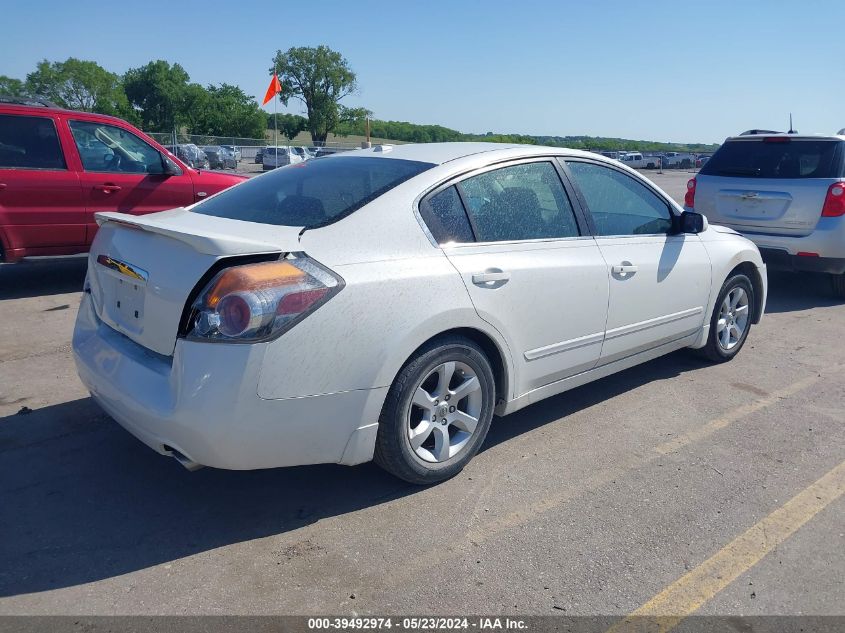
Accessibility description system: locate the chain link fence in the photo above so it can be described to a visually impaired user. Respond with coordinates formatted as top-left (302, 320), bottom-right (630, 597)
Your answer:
top-left (145, 132), bottom-right (362, 161)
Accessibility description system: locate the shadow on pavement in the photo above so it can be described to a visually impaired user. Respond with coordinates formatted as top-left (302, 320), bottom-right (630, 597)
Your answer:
top-left (0, 348), bottom-right (704, 599)
top-left (764, 270), bottom-right (842, 314)
top-left (0, 396), bottom-right (417, 598)
top-left (0, 257), bottom-right (88, 300)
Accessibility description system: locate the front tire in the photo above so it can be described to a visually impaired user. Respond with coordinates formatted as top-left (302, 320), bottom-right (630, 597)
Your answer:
top-left (696, 273), bottom-right (754, 363)
top-left (373, 337), bottom-right (496, 485)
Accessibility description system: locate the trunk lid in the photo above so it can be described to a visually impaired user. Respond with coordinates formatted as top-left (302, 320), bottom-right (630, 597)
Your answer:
top-left (695, 176), bottom-right (832, 236)
top-left (87, 209), bottom-right (300, 356)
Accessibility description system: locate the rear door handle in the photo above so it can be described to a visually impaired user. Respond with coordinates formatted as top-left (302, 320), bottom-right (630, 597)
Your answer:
top-left (0, 183), bottom-right (6, 190)
top-left (94, 184), bottom-right (122, 194)
top-left (472, 269), bottom-right (511, 286)
top-left (611, 263), bottom-right (639, 276)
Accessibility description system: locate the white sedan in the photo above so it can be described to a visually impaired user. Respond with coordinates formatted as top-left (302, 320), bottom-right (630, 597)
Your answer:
top-left (73, 143), bottom-right (767, 484)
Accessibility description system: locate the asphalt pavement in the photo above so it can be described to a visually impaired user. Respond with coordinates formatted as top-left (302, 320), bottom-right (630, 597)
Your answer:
top-left (0, 171), bottom-right (842, 619)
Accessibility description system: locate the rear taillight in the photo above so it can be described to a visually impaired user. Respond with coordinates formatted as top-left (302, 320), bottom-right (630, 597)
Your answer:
top-left (822, 182), bottom-right (845, 217)
top-left (188, 256), bottom-right (343, 342)
top-left (685, 178), bottom-right (696, 208)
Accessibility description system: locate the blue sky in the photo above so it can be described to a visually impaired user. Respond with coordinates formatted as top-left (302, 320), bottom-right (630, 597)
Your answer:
top-left (2, 0), bottom-right (841, 144)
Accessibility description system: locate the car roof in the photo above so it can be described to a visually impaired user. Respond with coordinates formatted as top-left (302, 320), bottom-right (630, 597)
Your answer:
top-left (726, 132), bottom-right (845, 142)
top-left (0, 100), bottom-right (131, 126)
top-left (340, 142), bottom-right (600, 165)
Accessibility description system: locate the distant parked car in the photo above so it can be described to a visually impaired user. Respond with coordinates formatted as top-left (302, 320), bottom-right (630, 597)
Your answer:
top-left (687, 131), bottom-right (845, 296)
top-left (202, 146), bottom-right (228, 169)
top-left (617, 152), bottom-right (658, 169)
top-left (254, 148), bottom-right (264, 164)
top-left (262, 146), bottom-right (303, 171)
top-left (695, 156), bottom-right (711, 168)
top-left (165, 144), bottom-right (208, 170)
top-left (0, 101), bottom-right (245, 262)
top-left (662, 152), bottom-right (695, 169)
top-left (291, 146), bottom-right (315, 161)
top-left (221, 145), bottom-right (241, 162)
top-left (219, 146), bottom-right (238, 169)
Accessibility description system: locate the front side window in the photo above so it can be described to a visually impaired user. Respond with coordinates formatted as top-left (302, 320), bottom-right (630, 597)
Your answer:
top-left (457, 161), bottom-right (580, 242)
top-left (0, 114), bottom-right (66, 170)
top-left (565, 161), bottom-right (673, 236)
top-left (193, 156), bottom-right (433, 228)
top-left (69, 120), bottom-right (166, 174)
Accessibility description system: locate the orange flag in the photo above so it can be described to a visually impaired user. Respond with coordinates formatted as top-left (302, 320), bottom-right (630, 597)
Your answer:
top-left (262, 74), bottom-right (282, 105)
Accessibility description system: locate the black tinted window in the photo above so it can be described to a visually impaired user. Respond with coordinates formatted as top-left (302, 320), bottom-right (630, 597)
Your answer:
top-left (419, 186), bottom-right (474, 244)
top-left (0, 115), bottom-right (66, 170)
top-left (566, 161), bottom-right (673, 236)
top-left (702, 140), bottom-right (842, 178)
top-left (458, 162), bottom-right (579, 242)
top-left (194, 156), bottom-right (433, 228)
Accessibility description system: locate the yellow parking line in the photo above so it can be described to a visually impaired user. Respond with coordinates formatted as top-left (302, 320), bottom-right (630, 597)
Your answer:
top-left (467, 367), bottom-right (836, 544)
top-left (653, 372), bottom-right (823, 455)
top-left (607, 459), bottom-right (845, 633)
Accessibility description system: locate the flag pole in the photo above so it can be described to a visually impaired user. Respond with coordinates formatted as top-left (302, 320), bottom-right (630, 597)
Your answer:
top-left (273, 63), bottom-right (278, 151)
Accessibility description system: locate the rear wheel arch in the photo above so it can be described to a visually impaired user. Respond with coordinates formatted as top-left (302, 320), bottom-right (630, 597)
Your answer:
top-left (392, 327), bottom-right (510, 407)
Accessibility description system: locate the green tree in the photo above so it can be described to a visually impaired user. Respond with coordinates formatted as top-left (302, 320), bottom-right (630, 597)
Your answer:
top-left (269, 45), bottom-right (361, 144)
top-left (270, 113), bottom-right (308, 141)
top-left (23, 58), bottom-right (135, 121)
top-left (123, 60), bottom-right (191, 131)
top-left (0, 75), bottom-right (27, 98)
top-left (203, 84), bottom-right (266, 138)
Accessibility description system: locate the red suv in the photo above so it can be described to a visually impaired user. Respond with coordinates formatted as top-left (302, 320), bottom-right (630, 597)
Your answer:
top-left (0, 99), bottom-right (247, 262)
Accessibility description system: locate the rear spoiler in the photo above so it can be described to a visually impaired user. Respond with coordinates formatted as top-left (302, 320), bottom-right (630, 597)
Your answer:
top-left (95, 209), bottom-right (295, 256)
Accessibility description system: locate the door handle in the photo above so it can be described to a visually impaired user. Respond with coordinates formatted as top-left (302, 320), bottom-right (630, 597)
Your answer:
top-left (611, 263), bottom-right (639, 276)
top-left (94, 184), bottom-right (122, 194)
top-left (0, 183), bottom-right (6, 190)
top-left (472, 269), bottom-right (510, 287)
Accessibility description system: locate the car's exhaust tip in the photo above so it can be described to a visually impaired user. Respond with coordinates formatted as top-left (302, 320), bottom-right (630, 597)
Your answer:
top-left (163, 445), bottom-right (204, 472)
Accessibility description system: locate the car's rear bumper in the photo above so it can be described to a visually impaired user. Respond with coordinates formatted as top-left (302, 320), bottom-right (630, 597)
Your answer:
top-left (716, 217), bottom-right (845, 274)
top-left (72, 293), bottom-right (385, 470)
top-left (758, 249), bottom-right (845, 275)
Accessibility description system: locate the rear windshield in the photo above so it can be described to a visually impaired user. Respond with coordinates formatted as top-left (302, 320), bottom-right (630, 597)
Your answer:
top-left (701, 139), bottom-right (843, 179)
top-left (192, 155), bottom-right (434, 228)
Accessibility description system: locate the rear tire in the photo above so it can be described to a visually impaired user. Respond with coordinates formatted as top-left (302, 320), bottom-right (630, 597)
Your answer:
top-left (832, 273), bottom-right (845, 299)
top-left (373, 336), bottom-right (495, 485)
top-left (695, 273), bottom-right (754, 363)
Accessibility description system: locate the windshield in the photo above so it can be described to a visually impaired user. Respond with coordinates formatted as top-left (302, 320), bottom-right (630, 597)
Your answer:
top-left (701, 139), bottom-right (843, 178)
top-left (192, 155), bottom-right (434, 228)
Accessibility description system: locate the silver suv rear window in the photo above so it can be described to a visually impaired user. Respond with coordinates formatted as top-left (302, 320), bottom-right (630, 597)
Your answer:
top-left (701, 139), bottom-right (843, 179)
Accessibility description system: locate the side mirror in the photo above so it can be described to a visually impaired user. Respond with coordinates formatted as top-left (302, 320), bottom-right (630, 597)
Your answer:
top-left (680, 211), bottom-right (707, 234)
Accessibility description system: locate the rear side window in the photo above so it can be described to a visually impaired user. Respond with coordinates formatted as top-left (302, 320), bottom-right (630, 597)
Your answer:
top-left (419, 186), bottom-right (474, 244)
top-left (458, 162), bottom-right (580, 242)
top-left (566, 161), bottom-right (673, 236)
top-left (701, 140), bottom-right (842, 178)
top-left (193, 156), bottom-right (434, 228)
top-left (0, 115), bottom-right (66, 170)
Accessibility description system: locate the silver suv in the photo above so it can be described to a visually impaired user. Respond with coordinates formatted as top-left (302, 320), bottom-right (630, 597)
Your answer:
top-left (687, 132), bottom-right (845, 296)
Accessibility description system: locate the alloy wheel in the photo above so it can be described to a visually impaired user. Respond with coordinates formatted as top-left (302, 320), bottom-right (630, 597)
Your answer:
top-left (406, 361), bottom-right (483, 463)
top-left (717, 286), bottom-right (750, 351)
